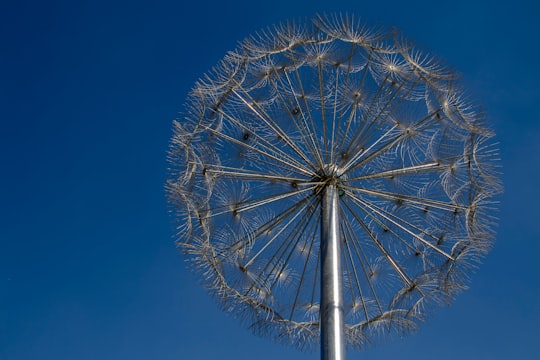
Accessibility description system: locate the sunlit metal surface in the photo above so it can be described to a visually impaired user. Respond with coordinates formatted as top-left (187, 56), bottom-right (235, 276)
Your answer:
top-left (321, 184), bottom-right (345, 360)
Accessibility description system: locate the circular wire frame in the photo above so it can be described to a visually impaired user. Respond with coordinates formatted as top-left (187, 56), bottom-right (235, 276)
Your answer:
top-left (167, 13), bottom-right (502, 351)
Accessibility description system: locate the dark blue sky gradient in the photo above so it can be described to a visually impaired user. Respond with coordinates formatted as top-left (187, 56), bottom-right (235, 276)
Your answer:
top-left (1, 0), bottom-right (539, 359)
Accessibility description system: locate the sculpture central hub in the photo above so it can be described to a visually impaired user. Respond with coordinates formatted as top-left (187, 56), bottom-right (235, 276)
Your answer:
top-left (313, 164), bottom-right (346, 196)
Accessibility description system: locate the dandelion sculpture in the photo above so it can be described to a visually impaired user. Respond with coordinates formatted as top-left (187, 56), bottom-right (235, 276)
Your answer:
top-left (167, 14), bottom-right (501, 360)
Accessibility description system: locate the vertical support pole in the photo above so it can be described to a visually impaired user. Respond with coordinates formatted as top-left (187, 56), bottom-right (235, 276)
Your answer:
top-left (320, 184), bottom-right (346, 360)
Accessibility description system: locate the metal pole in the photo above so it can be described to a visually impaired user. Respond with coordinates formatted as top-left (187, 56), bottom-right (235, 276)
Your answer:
top-left (320, 184), bottom-right (346, 360)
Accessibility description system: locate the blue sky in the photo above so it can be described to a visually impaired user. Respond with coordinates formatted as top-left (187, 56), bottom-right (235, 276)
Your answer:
top-left (1, 0), bottom-right (539, 359)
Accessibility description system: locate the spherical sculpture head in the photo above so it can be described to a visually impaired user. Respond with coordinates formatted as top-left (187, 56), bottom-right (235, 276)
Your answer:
top-left (167, 13), bottom-right (501, 352)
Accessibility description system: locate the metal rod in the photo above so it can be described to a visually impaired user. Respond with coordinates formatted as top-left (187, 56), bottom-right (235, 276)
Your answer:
top-left (320, 184), bottom-right (346, 360)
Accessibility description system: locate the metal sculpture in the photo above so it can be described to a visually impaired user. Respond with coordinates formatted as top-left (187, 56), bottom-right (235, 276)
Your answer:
top-left (167, 13), bottom-right (501, 359)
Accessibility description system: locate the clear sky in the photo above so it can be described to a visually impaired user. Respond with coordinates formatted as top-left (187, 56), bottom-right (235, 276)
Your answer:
top-left (1, 0), bottom-right (539, 359)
